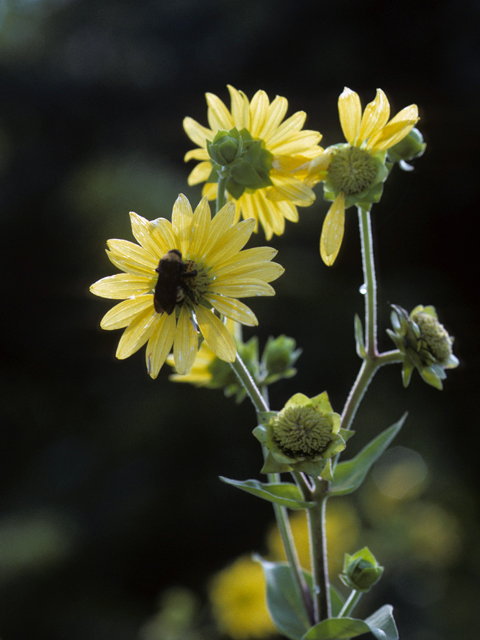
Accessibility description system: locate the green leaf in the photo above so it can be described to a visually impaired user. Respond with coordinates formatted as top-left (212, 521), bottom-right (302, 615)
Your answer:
top-left (219, 477), bottom-right (315, 510)
top-left (255, 558), bottom-right (312, 640)
top-left (354, 314), bottom-right (367, 359)
top-left (302, 605), bottom-right (398, 640)
top-left (330, 414), bottom-right (407, 496)
top-left (329, 585), bottom-right (345, 618)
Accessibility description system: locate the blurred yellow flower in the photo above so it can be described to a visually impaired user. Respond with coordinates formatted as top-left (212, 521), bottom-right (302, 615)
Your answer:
top-left (90, 195), bottom-right (283, 378)
top-left (209, 555), bottom-right (277, 639)
top-left (184, 85), bottom-right (324, 240)
top-left (267, 501), bottom-right (360, 578)
top-left (307, 88), bottom-right (419, 265)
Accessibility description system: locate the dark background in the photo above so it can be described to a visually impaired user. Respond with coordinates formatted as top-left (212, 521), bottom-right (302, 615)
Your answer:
top-left (1, 0), bottom-right (479, 638)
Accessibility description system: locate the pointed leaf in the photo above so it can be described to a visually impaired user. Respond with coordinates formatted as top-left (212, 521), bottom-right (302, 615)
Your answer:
top-left (331, 414), bottom-right (407, 496)
top-left (302, 605), bottom-right (398, 640)
top-left (219, 477), bottom-right (315, 510)
top-left (256, 558), bottom-right (312, 640)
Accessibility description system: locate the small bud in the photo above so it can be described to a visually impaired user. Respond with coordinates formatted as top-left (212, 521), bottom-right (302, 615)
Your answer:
top-left (387, 128), bottom-right (426, 165)
top-left (262, 335), bottom-right (302, 384)
top-left (387, 304), bottom-right (459, 389)
top-left (340, 547), bottom-right (384, 592)
top-left (207, 128), bottom-right (244, 167)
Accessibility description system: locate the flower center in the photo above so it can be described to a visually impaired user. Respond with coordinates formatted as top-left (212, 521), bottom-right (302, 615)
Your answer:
top-left (271, 406), bottom-right (333, 458)
top-left (182, 261), bottom-right (211, 306)
top-left (328, 146), bottom-right (378, 195)
top-left (412, 312), bottom-right (453, 363)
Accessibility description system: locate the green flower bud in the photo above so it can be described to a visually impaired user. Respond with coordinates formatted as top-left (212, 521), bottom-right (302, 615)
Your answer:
top-left (387, 304), bottom-right (459, 389)
top-left (206, 128), bottom-right (273, 199)
top-left (253, 392), bottom-right (347, 477)
top-left (340, 547), bottom-right (384, 592)
top-left (387, 128), bottom-right (426, 165)
top-left (261, 335), bottom-right (302, 385)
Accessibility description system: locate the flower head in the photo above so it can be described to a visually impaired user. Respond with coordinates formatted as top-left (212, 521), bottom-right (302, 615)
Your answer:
top-left (183, 85), bottom-right (324, 240)
top-left (387, 304), bottom-right (459, 389)
top-left (254, 392), bottom-right (346, 478)
top-left (90, 194), bottom-right (284, 379)
top-left (306, 88), bottom-right (419, 265)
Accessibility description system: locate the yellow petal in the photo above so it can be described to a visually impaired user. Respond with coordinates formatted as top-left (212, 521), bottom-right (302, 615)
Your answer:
top-left (215, 246), bottom-right (278, 272)
top-left (269, 175), bottom-right (315, 206)
top-left (249, 90), bottom-right (269, 138)
top-left (195, 305), bottom-right (236, 362)
top-left (173, 305), bottom-right (199, 375)
top-left (211, 278), bottom-right (275, 297)
top-left (338, 88), bottom-right (361, 145)
top-left (150, 218), bottom-right (176, 257)
top-left (367, 104), bottom-right (419, 153)
top-left (266, 111), bottom-right (307, 148)
top-left (358, 89), bottom-right (390, 145)
top-left (171, 194), bottom-right (194, 255)
top-left (189, 196), bottom-right (212, 260)
top-left (205, 294), bottom-right (258, 326)
top-left (129, 211), bottom-right (162, 257)
top-left (206, 218), bottom-right (256, 266)
top-left (320, 192), bottom-right (345, 266)
top-left (274, 199), bottom-right (299, 222)
top-left (268, 130), bottom-right (321, 156)
top-left (227, 85), bottom-right (250, 130)
top-left (100, 296), bottom-right (154, 330)
top-left (184, 148), bottom-right (209, 162)
top-left (187, 161), bottom-right (212, 186)
top-left (206, 92), bottom-right (234, 131)
top-left (116, 306), bottom-right (158, 359)
top-left (258, 95), bottom-right (289, 141)
top-left (90, 273), bottom-right (154, 299)
top-left (107, 239), bottom-right (158, 273)
top-left (183, 117), bottom-right (213, 148)
top-left (145, 312), bottom-right (176, 379)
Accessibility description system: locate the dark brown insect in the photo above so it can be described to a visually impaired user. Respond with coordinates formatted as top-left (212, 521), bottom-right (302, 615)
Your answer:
top-left (153, 249), bottom-right (197, 315)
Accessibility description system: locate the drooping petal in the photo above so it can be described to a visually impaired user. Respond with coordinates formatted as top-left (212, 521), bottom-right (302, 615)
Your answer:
top-left (320, 192), bottom-right (346, 266)
top-left (338, 88), bottom-right (362, 146)
top-left (145, 312), bottom-right (176, 379)
top-left (116, 306), bottom-right (158, 359)
top-left (183, 117), bottom-right (213, 148)
top-left (195, 305), bottom-right (237, 362)
top-left (100, 296), bottom-right (154, 330)
top-left (205, 294), bottom-right (258, 326)
top-left (358, 89), bottom-right (390, 145)
top-left (173, 305), bottom-right (198, 374)
top-left (90, 273), bottom-right (153, 299)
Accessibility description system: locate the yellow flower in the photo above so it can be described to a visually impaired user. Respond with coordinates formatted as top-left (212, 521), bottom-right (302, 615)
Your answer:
top-left (90, 194), bottom-right (283, 379)
top-left (209, 554), bottom-right (277, 639)
top-left (183, 85), bottom-right (324, 240)
top-left (307, 87), bottom-right (419, 265)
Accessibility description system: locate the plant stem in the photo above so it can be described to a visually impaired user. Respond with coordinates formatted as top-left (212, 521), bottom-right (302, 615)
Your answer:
top-left (307, 478), bottom-right (331, 622)
top-left (216, 174), bottom-right (228, 212)
top-left (338, 590), bottom-right (363, 618)
top-left (358, 206), bottom-right (377, 358)
top-left (229, 353), bottom-right (315, 624)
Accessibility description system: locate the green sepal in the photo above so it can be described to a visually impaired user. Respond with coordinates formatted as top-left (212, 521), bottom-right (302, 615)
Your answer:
top-left (354, 314), bottom-right (367, 359)
top-left (254, 558), bottom-right (312, 640)
top-left (260, 448), bottom-right (293, 474)
top-left (339, 429), bottom-right (355, 443)
top-left (302, 605), bottom-right (398, 640)
top-left (330, 414), bottom-right (407, 496)
top-left (340, 547), bottom-right (384, 592)
top-left (219, 477), bottom-right (315, 510)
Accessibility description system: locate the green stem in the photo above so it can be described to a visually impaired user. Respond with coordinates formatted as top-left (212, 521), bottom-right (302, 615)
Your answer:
top-left (358, 206), bottom-right (377, 358)
top-left (216, 174), bottom-right (228, 213)
top-left (307, 478), bottom-right (331, 622)
top-left (338, 590), bottom-right (363, 618)
top-left (229, 353), bottom-right (315, 625)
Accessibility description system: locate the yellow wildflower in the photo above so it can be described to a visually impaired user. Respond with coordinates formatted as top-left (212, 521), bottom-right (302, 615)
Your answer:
top-left (90, 195), bottom-right (283, 378)
top-left (184, 85), bottom-right (324, 240)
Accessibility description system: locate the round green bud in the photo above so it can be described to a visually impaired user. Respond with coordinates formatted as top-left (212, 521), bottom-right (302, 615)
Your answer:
top-left (340, 548), bottom-right (384, 592)
top-left (328, 146), bottom-right (378, 196)
top-left (271, 406), bottom-right (334, 459)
